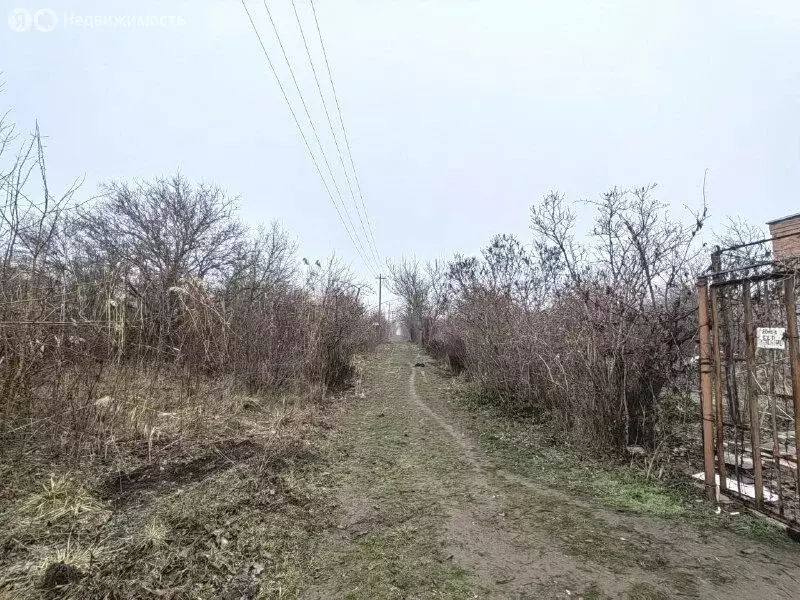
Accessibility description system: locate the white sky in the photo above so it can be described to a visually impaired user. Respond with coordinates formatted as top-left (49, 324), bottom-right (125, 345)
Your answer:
top-left (4, 0), bottom-right (800, 307)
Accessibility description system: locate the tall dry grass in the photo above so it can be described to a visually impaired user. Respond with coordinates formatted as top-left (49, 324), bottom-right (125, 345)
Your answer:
top-left (0, 116), bottom-right (382, 464)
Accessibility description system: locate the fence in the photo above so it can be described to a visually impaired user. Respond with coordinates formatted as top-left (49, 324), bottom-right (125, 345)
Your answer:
top-left (698, 240), bottom-right (800, 526)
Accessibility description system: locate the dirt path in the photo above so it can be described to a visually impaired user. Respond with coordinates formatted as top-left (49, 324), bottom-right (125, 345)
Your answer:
top-left (305, 342), bottom-right (800, 599)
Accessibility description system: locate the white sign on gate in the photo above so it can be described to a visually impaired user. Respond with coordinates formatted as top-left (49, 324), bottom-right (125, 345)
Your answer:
top-left (756, 327), bottom-right (786, 350)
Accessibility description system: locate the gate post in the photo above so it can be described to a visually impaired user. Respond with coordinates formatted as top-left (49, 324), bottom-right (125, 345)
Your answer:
top-left (697, 277), bottom-right (717, 500)
top-left (710, 284), bottom-right (727, 491)
top-left (783, 274), bottom-right (800, 494)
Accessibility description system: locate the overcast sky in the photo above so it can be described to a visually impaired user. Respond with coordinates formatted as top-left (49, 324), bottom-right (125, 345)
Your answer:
top-left (4, 0), bottom-right (800, 305)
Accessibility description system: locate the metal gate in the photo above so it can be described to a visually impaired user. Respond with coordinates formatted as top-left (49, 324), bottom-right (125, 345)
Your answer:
top-left (698, 243), bottom-right (800, 525)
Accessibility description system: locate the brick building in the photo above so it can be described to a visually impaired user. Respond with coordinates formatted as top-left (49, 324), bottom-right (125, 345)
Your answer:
top-left (768, 213), bottom-right (800, 260)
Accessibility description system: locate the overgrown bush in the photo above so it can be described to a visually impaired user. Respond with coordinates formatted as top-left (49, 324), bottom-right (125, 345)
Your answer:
top-left (390, 186), bottom-right (706, 452)
top-left (0, 114), bottom-right (381, 460)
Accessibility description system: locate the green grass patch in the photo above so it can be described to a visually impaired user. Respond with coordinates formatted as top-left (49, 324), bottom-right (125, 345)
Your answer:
top-left (588, 471), bottom-right (686, 518)
top-left (450, 381), bottom-right (790, 546)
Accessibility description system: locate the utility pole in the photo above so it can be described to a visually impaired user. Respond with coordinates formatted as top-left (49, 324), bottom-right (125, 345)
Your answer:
top-left (376, 274), bottom-right (383, 322)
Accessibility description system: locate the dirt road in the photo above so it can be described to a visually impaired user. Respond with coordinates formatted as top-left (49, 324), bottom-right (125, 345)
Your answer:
top-left (305, 342), bottom-right (800, 599)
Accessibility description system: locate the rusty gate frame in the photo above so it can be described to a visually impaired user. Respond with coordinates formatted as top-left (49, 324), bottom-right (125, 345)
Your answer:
top-left (698, 238), bottom-right (800, 525)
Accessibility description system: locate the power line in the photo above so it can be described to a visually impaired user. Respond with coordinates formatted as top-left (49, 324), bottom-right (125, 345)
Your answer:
top-left (259, 0), bottom-right (379, 275)
top-left (239, 0), bottom-right (377, 277)
top-left (310, 0), bottom-right (382, 269)
top-left (289, 0), bottom-right (381, 268)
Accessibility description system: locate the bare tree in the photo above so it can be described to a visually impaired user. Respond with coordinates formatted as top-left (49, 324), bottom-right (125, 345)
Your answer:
top-left (75, 174), bottom-right (245, 352)
top-left (78, 174), bottom-right (244, 289)
top-left (387, 258), bottom-right (431, 342)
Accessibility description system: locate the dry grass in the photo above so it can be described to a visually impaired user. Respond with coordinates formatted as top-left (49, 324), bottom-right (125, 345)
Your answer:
top-left (0, 369), bottom-right (339, 600)
top-left (0, 106), bottom-right (379, 599)
top-left (12, 475), bottom-right (110, 535)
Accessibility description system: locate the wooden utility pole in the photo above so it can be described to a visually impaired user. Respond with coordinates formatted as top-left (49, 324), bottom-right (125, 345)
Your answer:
top-left (376, 274), bottom-right (383, 322)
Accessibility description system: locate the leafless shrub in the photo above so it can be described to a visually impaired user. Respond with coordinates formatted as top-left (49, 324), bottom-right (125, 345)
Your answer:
top-left (411, 185), bottom-right (707, 452)
top-left (528, 186), bottom-right (706, 448)
top-left (0, 111), bottom-right (380, 463)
